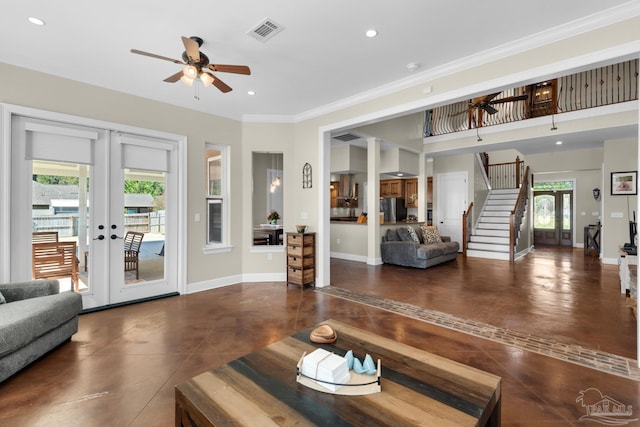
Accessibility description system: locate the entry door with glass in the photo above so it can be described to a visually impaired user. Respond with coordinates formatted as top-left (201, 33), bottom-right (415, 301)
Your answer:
top-left (10, 116), bottom-right (179, 310)
top-left (533, 189), bottom-right (573, 246)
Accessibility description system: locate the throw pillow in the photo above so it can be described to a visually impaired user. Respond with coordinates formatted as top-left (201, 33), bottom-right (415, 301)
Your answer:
top-left (0, 291), bottom-right (5, 304)
top-left (396, 227), bottom-right (413, 242)
top-left (421, 225), bottom-right (442, 243)
top-left (385, 228), bottom-right (399, 241)
top-left (406, 226), bottom-right (420, 243)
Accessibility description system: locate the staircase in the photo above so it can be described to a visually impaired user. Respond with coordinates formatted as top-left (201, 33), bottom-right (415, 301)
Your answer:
top-left (466, 189), bottom-right (520, 260)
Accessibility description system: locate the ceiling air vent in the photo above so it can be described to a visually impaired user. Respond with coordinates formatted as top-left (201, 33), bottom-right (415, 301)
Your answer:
top-left (247, 18), bottom-right (284, 43)
top-left (333, 133), bottom-right (361, 142)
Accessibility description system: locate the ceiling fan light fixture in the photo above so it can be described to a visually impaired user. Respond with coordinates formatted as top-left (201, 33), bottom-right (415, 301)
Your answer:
top-left (200, 72), bottom-right (214, 87)
top-left (183, 65), bottom-right (198, 79)
top-left (180, 75), bottom-right (194, 87)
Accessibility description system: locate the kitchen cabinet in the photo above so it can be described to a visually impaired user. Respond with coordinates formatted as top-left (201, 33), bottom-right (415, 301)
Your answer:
top-left (405, 178), bottom-right (418, 208)
top-left (286, 232), bottom-right (315, 288)
top-left (380, 179), bottom-right (404, 198)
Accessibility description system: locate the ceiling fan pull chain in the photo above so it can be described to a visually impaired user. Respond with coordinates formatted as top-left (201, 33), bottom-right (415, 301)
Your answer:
top-left (194, 80), bottom-right (200, 100)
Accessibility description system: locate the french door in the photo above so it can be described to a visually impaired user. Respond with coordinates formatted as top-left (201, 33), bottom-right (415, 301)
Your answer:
top-left (9, 114), bottom-right (180, 310)
top-left (533, 190), bottom-right (573, 246)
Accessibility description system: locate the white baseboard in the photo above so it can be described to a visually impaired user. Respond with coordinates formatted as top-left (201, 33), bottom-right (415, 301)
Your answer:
top-left (330, 251), bottom-right (367, 263)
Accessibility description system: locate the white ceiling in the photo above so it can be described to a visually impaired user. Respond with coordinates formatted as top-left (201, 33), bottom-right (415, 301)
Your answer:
top-left (1, 1), bottom-right (637, 122)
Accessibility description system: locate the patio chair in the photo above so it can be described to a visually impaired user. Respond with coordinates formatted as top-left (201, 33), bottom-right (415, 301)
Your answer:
top-left (32, 231), bottom-right (59, 244)
top-left (32, 241), bottom-right (79, 291)
top-left (124, 231), bottom-right (144, 279)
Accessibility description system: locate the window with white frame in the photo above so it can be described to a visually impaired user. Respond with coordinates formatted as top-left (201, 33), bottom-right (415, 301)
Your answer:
top-left (206, 144), bottom-right (228, 246)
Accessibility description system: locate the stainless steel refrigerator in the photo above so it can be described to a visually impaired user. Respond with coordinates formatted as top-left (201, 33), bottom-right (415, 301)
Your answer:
top-left (380, 198), bottom-right (407, 223)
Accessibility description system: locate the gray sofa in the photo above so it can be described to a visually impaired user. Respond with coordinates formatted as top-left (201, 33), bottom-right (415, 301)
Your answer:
top-left (0, 280), bottom-right (83, 382)
top-left (381, 226), bottom-right (459, 268)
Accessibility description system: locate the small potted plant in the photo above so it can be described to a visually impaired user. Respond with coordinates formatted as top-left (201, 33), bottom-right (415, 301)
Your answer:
top-left (267, 210), bottom-right (280, 225)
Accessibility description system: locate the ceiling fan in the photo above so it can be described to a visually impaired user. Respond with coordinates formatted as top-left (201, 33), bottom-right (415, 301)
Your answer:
top-left (130, 36), bottom-right (251, 93)
top-left (451, 92), bottom-right (529, 117)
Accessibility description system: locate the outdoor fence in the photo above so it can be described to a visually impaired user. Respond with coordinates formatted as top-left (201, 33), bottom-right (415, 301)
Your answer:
top-left (33, 210), bottom-right (165, 237)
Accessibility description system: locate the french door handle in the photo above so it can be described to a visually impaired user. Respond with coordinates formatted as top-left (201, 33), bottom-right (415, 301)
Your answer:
top-left (93, 235), bottom-right (105, 240)
top-left (111, 234), bottom-right (123, 240)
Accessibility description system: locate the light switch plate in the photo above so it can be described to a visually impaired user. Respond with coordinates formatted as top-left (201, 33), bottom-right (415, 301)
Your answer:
top-left (611, 212), bottom-right (624, 218)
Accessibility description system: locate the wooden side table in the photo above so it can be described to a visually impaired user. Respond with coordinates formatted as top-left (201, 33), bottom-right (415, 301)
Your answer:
top-left (286, 232), bottom-right (315, 288)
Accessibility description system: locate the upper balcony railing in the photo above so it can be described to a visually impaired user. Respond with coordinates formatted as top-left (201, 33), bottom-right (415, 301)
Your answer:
top-left (426, 59), bottom-right (638, 137)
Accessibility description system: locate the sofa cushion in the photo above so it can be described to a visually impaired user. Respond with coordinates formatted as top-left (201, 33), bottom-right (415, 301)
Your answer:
top-left (406, 226), bottom-right (420, 243)
top-left (421, 225), bottom-right (443, 243)
top-left (0, 291), bottom-right (82, 357)
top-left (397, 227), bottom-right (413, 242)
top-left (417, 244), bottom-right (444, 259)
top-left (385, 228), bottom-right (400, 241)
top-left (416, 241), bottom-right (460, 259)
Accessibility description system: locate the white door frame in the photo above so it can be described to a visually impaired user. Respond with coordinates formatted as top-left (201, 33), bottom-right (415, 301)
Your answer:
top-left (0, 103), bottom-right (187, 305)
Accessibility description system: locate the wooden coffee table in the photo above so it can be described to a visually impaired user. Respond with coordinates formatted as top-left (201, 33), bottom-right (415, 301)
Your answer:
top-left (175, 319), bottom-right (501, 426)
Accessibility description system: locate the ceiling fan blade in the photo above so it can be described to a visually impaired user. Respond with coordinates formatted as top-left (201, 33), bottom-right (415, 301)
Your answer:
top-left (483, 105), bottom-right (499, 115)
top-left (130, 49), bottom-right (184, 65)
top-left (163, 71), bottom-right (183, 83)
top-left (181, 36), bottom-right (201, 62)
top-left (488, 94), bottom-right (529, 105)
top-left (211, 75), bottom-right (233, 93)
top-left (482, 92), bottom-right (501, 103)
top-left (207, 64), bottom-right (251, 75)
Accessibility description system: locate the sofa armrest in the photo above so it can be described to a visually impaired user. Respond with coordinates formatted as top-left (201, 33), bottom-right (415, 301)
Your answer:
top-left (0, 280), bottom-right (60, 303)
top-left (440, 236), bottom-right (451, 242)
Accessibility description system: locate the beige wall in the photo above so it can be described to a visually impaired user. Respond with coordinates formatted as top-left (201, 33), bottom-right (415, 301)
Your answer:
top-left (0, 62), bottom-right (244, 284)
top-left (603, 138), bottom-right (639, 261)
top-left (527, 148), bottom-right (604, 247)
top-left (1, 13), bottom-right (639, 287)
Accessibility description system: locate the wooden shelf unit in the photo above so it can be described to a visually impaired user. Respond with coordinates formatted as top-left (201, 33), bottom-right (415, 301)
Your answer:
top-left (286, 232), bottom-right (316, 288)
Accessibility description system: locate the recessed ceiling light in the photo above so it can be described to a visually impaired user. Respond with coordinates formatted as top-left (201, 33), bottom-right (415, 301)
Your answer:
top-left (406, 62), bottom-right (420, 72)
top-left (365, 29), bottom-right (378, 38)
top-left (556, 141), bottom-right (563, 145)
top-left (248, 90), bottom-right (256, 96)
top-left (397, 173), bottom-right (404, 177)
top-left (28, 17), bottom-right (45, 26)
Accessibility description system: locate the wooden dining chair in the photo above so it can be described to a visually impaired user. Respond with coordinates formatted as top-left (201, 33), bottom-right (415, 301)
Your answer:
top-left (124, 231), bottom-right (144, 279)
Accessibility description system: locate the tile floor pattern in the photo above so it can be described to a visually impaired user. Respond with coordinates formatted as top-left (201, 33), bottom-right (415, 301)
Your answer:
top-left (316, 286), bottom-right (640, 381)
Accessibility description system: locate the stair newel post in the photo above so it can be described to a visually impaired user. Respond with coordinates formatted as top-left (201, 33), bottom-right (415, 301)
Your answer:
top-left (515, 156), bottom-right (521, 188)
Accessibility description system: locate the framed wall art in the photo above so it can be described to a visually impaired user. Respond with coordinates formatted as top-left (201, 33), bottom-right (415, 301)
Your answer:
top-left (611, 171), bottom-right (637, 195)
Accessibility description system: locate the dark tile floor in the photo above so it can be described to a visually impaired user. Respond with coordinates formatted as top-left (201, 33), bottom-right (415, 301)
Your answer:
top-left (0, 247), bottom-right (638, 426)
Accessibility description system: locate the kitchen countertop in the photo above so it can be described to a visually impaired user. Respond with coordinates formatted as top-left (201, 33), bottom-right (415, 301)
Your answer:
top-left (330, 218), bottom-right (424, 225)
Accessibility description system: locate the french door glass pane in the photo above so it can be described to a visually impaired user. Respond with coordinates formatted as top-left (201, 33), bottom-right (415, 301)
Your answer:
top-left (123, 169), bottom-right (166, 285)
top-left (534, 194), bottom-right (555, 229)
top-left (32, 160), bottom-right (89, 292)
top-left (562, 193), bottom-right (571, 230)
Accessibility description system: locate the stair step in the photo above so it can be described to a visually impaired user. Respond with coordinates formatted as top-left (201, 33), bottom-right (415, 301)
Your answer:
top-left (475, 228), bottom-right (509, 237)
top-left (484, 204), bottom-right (513, 210)
top-left (491, 188), bottom-right (520, 194)
top-left (479, 217), bottom-right (510, 224)
top-left (470, 235), bottom-right (510, 244)
top-left (477, 222), bottom-right (510, 230)
top-left (466, 249), bottom-right (511, 261)
top-left (481, 211), bottom-right (511, 217)
top-left (486, 199), bottom-right (515, 205)
top-left (467, 242), bottom-right (510, 252)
